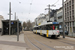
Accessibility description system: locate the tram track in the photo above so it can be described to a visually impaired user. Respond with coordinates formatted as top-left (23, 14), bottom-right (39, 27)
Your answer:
top-left (24, 32), bottom-right (56, 50)
top-left (33, 32), bottom-right (75, 47)
top-left (49, 37), bottom-right (75, 46)
top-left (26, 36), bottom-right (41, 50)
top-left (59, 41), bottom-right (75, 46)
top-left (33, 34), bottom-right (75, 50)
top-left (24, 31), bottom-right (75, 50)
top-left (37, 33), bottom-right (75, 46)
top-left (32, 36), bottom-right (56, 50)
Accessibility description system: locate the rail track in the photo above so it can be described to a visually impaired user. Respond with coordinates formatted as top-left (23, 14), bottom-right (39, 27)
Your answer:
top-left (25, 34), bottom-right (56, 50)
top-left (24, 31), bottom-right (75, 50)
top-left (34, 32), bottom-right (75, 46)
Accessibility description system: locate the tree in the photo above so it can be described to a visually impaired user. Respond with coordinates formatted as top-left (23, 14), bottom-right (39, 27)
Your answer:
top-left (23, 21), bottom-right (27, 29)
top-left (26, 20), bottom-right (32, 30)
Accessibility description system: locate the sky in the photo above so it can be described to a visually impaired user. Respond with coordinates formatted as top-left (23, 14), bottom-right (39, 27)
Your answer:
top-left (0, 0), bottom-right (66, 23)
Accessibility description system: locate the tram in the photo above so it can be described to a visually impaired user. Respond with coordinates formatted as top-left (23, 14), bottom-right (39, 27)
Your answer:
top-left (33, 22), bottom-right (60, 38)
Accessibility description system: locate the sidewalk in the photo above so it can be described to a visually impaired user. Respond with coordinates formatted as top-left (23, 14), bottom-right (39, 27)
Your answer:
top-left (60, 36), bottom-right (75, 41)
top-left (0, 33), bottom-right (30, 50)
top-left (68, 33), bottom-right (75, 37)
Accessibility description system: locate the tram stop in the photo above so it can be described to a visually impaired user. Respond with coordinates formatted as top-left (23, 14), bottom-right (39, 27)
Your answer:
top-left (1, 20), bottom-right (22, 35)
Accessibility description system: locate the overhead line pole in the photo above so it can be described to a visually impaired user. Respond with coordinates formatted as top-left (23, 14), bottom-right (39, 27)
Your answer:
top-left (48, 5), bottom-right (50, 21)
top-left (62, 0), bottom-right (65, 38)
top-left (9, 2), bottom-right (11, 35)
top-left (15, 12), bottom-right (16, 20)
top-left (17, 19), bottom-right (19, 41)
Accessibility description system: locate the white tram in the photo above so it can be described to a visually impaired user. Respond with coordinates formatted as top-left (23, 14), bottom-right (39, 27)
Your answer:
top-left (33, 22), bottom-right (60, 38)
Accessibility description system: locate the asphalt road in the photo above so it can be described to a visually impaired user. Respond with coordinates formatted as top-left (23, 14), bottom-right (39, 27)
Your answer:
top-left (24, 31), bottom-right (75, 50)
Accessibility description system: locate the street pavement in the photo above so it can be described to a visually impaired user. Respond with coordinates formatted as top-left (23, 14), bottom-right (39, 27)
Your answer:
top-left (0, 31), bottom-right (75, 50)
top-left (0, 32), bottom-right (30, 50)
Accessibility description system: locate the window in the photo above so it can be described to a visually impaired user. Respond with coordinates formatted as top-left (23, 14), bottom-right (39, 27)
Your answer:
top-left (70, 22), bottom-right (71, 27)
top-left (72, 10), bottom-right (74, 15)
top-left (70, 6), bottom-right (71, 10)
top-left (53, 24), bottom-right (59, 30)
top-left (41, 25), bottom-right (46, 30)
top-left (67, 3), bottom-right (68, 6)
top-left (46, 25), bottom-right (53, 30)
top-left (73, 22), bottom-right (74, 26)
top-left (58, 16), bottom-right (62, 19)
top-left (72, 0), bottom-right (74, 4)
top-left (72, 5), bottom-right (74, 9)
top-left (39, 26), bottom-right (42, 30)
top-left (72, 16), bottom-right (74, 20)
top-left (46, 24), bottom-right (59, 30)
top-left (69, 1), bottom-right (71, 5)
top-left (70, 16), bottom-right (71, 20)
top-left (70, 11), bottom-right (71, 16)
top-left (53, 25), bottom-right (55, 30)
top-left (33, 27), bottom-right (39, 30)
top-left (65, 4), bottom-right (66, 8)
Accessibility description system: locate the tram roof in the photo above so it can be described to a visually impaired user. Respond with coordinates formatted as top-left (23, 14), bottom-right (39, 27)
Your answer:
top-left (33, 22), bottom-right (59, 28)
top-left (33, 26), bottom-right (38, 28)
top-left (38, 22), bottom-right (59, 26)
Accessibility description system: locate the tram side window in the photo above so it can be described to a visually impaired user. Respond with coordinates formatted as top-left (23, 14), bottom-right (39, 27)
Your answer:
top-left (44, 25), bottom-right (46, 30)
top-left (53, 25), bottom-right (55, 30)
top-left (35, 27), bottom-right (36, 30)
top-left (46, 24), bottom-right (59, 30)
top-left (52, 24), bottom-right (59, 30)
top-left (34, 27), bottom-right (38, 30)
top-left (38, 27), bottom-right (40, 30)
top-left (37, 27), bottom-right (39, 30)
top-left (34, 27), bottom-right (36, 30)
top-left (46, 25), bottom-right (53, 30)
top-left (39, 26), bottom-right (42, 30)
top-left (40, 26), bottom-right (45, 30)
top-left (42, 26), bottom-right (44, 30)
top-left (36, 27), bottom-right (39, 30)
top-left (42, 26), bottom-right (45, 30)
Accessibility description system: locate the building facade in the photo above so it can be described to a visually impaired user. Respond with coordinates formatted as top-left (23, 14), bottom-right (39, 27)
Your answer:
top-left (0, 15), bottom-right (4, 34)
top-left (57, 7), bottom-right (63, 28)
top-left (35, 14), bottom-right (47, 26)
top-left (35, 10), bottom-right (57, 26)
top-left (64, 0), bottom-right (75, 36)
top-left (0, 15), bottom-right (4, 28)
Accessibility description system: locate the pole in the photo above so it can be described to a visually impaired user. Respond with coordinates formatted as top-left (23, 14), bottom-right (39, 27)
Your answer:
top-left (17, 19), bottom-right (19, 41)
top-left (62, 0), bottom-right (65, 38)
top-left (48, 5), bottom-right (50, 21)
top-left (9, 2), bottom-right (11, 35)
top-left (15, 12), bottom-right (16, 20)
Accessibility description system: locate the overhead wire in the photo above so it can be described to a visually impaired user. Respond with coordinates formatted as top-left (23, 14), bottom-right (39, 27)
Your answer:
top-left (52, 0), bottom-right (59, 5)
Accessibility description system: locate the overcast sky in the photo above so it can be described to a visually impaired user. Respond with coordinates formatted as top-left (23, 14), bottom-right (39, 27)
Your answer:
top-left (0, 0), bottom-right (66, 22)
